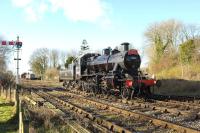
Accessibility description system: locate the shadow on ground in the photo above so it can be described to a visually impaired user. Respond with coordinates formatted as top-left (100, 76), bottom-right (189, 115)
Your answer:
top-left (0, 104), bottom-right (18, 133)
top-left (0, 102), bottom-right (15, 107)
top-left (153, 79), bottom-right (200, 96)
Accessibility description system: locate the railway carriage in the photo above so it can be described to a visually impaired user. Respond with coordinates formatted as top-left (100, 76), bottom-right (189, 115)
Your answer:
top-left (60, 42), bottom-right (160, 99)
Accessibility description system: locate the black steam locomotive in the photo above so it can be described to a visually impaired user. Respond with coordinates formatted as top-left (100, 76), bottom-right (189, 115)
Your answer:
top-left (60, 42), bottom-right (160, 98)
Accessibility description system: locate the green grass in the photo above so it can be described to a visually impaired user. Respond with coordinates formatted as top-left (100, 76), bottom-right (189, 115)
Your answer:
top-left (0, 98), bottom-right (15, 122)
top-left (0, 97), bottom-right (18, 133)
top-left (21, 79), bottom-right (62, 88)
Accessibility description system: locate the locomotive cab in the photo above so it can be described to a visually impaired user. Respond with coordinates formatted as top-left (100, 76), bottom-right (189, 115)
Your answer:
top-left (124, 49), bottom-right (141, 70)
top-left (120, 42), bottom-right (141, 71)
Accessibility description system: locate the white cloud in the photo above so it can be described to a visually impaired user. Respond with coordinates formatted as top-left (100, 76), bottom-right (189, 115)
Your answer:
top-left (25, 6), bottom-right (38, 22)
top-left (59, 0), bottom-right (104, 22)
top-left (12, 0), bottom-right (49, 22)
top-left (39, 2), bottom-right (48, 14)
top-left (100, 17), bottom-right (112, 29)
top-left (11, 0), bottom-right (111, 24)
top-left (12, 0), bottom-right (32, 7)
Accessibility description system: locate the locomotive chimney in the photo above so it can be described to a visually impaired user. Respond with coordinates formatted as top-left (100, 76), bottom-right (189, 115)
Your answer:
top-left (121, 42), bottom-right (130, 51)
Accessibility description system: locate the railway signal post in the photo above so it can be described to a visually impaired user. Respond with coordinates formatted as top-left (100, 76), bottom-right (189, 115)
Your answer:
top-left (1, 36), bottom-right (23, 132)
top-left (14, 36), bottom-right (22, 85)
top-left (13, 36), bottom-right (23, 133)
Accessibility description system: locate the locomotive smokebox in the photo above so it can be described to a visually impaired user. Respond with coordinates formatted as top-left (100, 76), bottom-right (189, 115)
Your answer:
top-left (121, 42), bottom-right (130, 51)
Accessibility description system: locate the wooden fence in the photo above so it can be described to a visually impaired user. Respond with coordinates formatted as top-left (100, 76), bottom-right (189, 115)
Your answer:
top-left (19, 99), bottom-right (30, 133)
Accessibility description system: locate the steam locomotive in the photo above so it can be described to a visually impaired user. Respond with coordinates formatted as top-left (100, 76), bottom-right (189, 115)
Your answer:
top-left (59, 42), bottom-right (160, 98)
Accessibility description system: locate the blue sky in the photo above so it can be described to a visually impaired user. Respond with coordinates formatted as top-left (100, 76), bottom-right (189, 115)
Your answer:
top-left (0, 0), bottom-right (200, 73)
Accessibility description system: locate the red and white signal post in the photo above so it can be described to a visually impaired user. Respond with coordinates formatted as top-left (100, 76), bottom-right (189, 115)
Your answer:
top-left (1, 36), bottom-right (23, 85)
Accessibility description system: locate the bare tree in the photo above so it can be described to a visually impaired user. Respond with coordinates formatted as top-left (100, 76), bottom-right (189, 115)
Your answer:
top-left (29, 48), bottom-right (49, 79)
top-left (49, 49), bottom-right (59, 68)
top-left (180, 24), bottom-right (200, 43)
top-left (145, 19), bottom-right (200, 78)
top-left (60, 51), bottom-right (68, 68)
top-left (0, 36), bottom-right (11, 71)
top-left (68, 49), bottom-right (78, 58)
top-left (145, 20), bottom-right (182, 63)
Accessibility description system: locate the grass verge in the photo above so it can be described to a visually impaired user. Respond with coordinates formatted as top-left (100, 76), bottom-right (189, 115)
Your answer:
top-left (0, 97), bottom-right (18, 133)
top-left (20, 79), bottom-right (62, 88)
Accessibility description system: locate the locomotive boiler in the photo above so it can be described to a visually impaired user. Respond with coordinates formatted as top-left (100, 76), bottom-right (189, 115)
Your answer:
top-left (60, 42), bottom-right (160, 99)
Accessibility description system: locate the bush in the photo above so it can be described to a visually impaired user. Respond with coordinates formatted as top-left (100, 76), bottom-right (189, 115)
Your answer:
top-left (44, 68), bottom-right (59, 80)
top-left (154, 63), bottom-right (200, 80)
top-left (0, 71), bottom-right (15, 89)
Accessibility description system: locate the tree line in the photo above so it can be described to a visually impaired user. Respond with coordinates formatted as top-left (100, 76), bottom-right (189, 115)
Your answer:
top-left (0, 36), bottom-right (15, 88)
top-left (145, 19), bottom-right (200, 79)
top-left (29, 41), bottom-right (89, 80)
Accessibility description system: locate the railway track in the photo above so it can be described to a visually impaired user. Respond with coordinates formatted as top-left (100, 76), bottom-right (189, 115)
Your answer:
top-left (44, 91), bottom-right (175, 132)
top-left (68, 88), bottom-right (200, 110)
top-left (34, 91), bottom-right (134, 133)
top-left (48, 89), bottom-right (200, 133)
top-left (21, 86), bottom-right (200, 132)
top-left (23, 93), bottom-right (91, 133)
top-left (22, 86), bottom-right (200, 107)
top-left (66, 88), bottom-right (200, 114)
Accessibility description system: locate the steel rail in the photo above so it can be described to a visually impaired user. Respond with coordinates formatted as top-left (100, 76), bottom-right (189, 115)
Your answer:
top-left (121, 100), bottom-right (200, 118)
top-left (37, 91), bottom-right (133, 133)
top-left (70, 89), bottom-right (200, 118)
top-left (23, 95), bottom-right (91, 133)
top-left (62, 91), bottom-right (200, 133)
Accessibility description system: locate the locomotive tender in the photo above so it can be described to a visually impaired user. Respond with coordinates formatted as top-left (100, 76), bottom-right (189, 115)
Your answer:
top-left (60, 42), bottom-right (160, 98)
